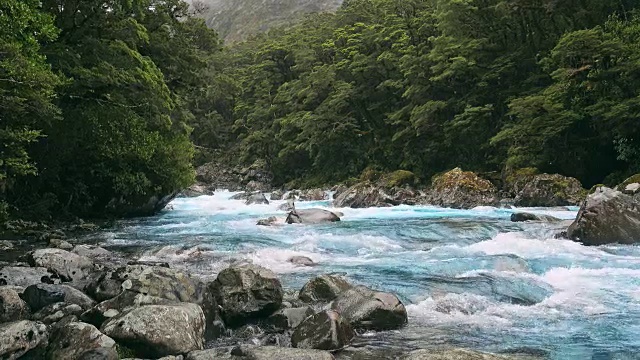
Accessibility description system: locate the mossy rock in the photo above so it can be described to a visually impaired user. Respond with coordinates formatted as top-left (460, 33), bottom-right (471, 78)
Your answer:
top-left (617, 174), bottom-right (640, 191)
top-left (380, 170), bottom-right (416, 188)
top-left (432, 168), bottom-right (494, 193)
top-left (360, 167), bottom-right (383, 182)
top-left (425, 168), bottom-right (499, 209)
top-left (589, 184), bottom-right (605, 194)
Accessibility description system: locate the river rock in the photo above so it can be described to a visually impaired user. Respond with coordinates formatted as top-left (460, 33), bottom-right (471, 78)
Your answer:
top-left (0, 287), bottom-right (29, 323)
top-left (424, 168), bottom-right (499, 209)
top-left (181, 183), bottom-right (215, 198)
top-left (291, 310), bottom-right (354, 350)
top-left (49, 238), bottom-right (74, 250)
top-left (0, 320), bottom-right (49, 359)
top-left (32, 302), bottom-right (84, 324)
top-left (187, 348), bottom-right (235, 360)
top-left (299, 189), bottom-right (328, 201)
top-left (257, 217), bottom-right (279, 226)
top-left (231, 345), bottom-right (334, 360)
top-left (209, 264), bottom-right (283, 327)
top-left (270, 190), bottom-right (285, 200)
top-left (510, 172), bottom-right (585, 207)
top-left (81, 289), bottom-right (176, 327)
top-left (246, 193), bottom-right (269, 205)
top-left (72, 245), bottom-right (116, 263)
top-left (265, 306), bottom-right (314, 332)
top-left (404, 348), bottom-right (516, 359)
top-left (101, 303), bottom-right (205, 358)
top-left (278, 199), bottom-right (296, 212)
top-left (26, 248), bottom-right (96, 286)
top-left (330, 285), bottom-right (407, 330)
top-left (510, 212), bottom-right (561, 222)
top-left (288, 256), bottom-right (315, 267)
top-left (22, 283), bottom-right (95, 312)
top-left (0, 266), bottom-right (60, 287)
top-left (47, 321), bottom-right (117, 360)
top-left (285, 209), bottom-right (340, 224)
top-left (299, 274), bottom-right (352, 303)
top-left (332, 182), bottom-right (393, 208)
top-left (567, 187), bottom-right (640, 245)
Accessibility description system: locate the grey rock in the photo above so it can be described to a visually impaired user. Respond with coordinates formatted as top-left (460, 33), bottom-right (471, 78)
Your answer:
top-left (512, 173), bottom-right (585, 207)
top-left (257, 217), bottom-right (279, 226)
top-left (286, 209), bottom-right (340, 224)
top-left (288, 256), bottom-right (315, 267)
top-left (291, 310), bottom-right (354, 350)
top-left (404, 348), bottom-right (523, 360)
top-left (0, 287), bottom-right (29, 323)
top-left (0, 266), bottom-right (60, 287)
top-left (265, 306), bottom-right (314, 332)
top-left (72, 245), bottom-right (115, 262)
top-left (246, 193), bottom-right (269, 205)
top-left (510, 212), bottom-right (561, 222)
top-left (47, 321), bottom-right (117, 360)
top-left (181, 183), bottom-right (215, 198)
top-left (49, 238), bottom-right (74, 250)
top-left (186, 348), bottom-right (235, 360)
top-left (231, 345), bottom-right (334, 360)
top-left (81, 290), bottom-right (175, 327)
top-left (270, 190), bottom-right (285, 201)
top-left (299, 189), bottom-right (328, 201)
top-left (101, 303), bottom-right (205, 358)
top-left (32, 302), bottom-right (84, 324)
top-left (22, 284), bottom-right (95, 312)
top-left (0, 240), bottom-right (14, 251)
top-left (0, 320), bottom-right (48, 359)
top-left (26, 248), bottom-right (96, 286)
top-left (567, 187), bottom-right (640, 245)
top-left (278, 199), bottom-right (296, 212)
top-left (332, 182), bottom-right (394, 208)
top-left (330, 285), bottom-right (407, 330)
top-left (299, 275), bottom-right (352, 303)
top-left (209, 264), bottom-right (283, 327)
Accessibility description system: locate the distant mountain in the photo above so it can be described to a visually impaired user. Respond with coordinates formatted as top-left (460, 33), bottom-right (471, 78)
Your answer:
top-left (189, 0), bottom-right (344, 43)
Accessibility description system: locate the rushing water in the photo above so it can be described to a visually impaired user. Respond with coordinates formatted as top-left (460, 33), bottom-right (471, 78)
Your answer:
top-left (96, 192), bottom-right (640, 359)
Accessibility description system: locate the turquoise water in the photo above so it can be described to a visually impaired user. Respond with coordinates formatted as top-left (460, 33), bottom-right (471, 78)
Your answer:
top-left (100, 192), bottom-right (640, 359)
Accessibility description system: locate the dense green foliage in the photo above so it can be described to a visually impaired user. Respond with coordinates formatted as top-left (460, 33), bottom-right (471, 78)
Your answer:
top-left (3, 0), bottom-right (640, 221)
top-left (203, 0), bottom-right (640, 188)
top-left (1, 0), bottom-right (219, 219)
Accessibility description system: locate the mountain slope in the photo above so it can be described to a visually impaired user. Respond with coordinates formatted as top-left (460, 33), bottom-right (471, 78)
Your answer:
top-left (191, 0), bottom-right (343, 42)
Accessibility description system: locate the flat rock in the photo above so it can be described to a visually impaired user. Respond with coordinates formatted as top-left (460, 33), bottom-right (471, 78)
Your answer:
top-left (0, 266), bottom-right (60, 287)
top-left (101, 304), bottom-right (205, 358)
top-left (286, 209), bottom-right (340, 224)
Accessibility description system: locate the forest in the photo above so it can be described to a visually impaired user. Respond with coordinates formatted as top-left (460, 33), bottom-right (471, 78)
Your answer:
top-left (2, 0), bottom-right (640, 221)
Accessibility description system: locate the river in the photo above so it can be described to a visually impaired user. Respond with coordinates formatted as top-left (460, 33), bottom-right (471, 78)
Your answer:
top-left (93, 192), bottom-right (640, 359)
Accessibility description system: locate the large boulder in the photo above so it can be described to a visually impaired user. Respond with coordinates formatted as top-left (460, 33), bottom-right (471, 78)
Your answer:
top-left (285, 209), bottom-right (340, 224)
top-left (0, 287), bottom-right (29, 323)
top-left (47, 321), bottom-right (117, 360)
top-left (299, 275), bottom-right (352, 303)
top-left (26, 248), bottom-right (96, 286)
top-left (404, 348), bottom-right (518, 360)
top-left (567, 187), bottom-right (640, 245)
top-left (299, 189), bottom-right (328, 201)
top-left (278, 199), bottom-right (296, 212)
top-left (330, 285), bottom-right (407, 330)
top-left (81, 290), bottom-right (175, 327)
top-left (21, 284), bottom-right (95, 312)
top-left (0, 266), bottom-right (60, 287)
top-left (509, 172), bottom-right (585, 207)
top-left (180, 183), bottom-right (215, 198)
top-left (270, 190), bottom-right (285, 201)
top-left (424, 168), bottom-right (499, 209)
top-left (231, 345), bottom-right (334, 360)
top-left (291, 310), bottom-right (354, 350)
top-left (332, 182), bottom-right (394, 208)
top-left (209, 265), bottom-right (283, 327)
top-left (246, 193), bottom-right (269, 205)
top-left (0, 320), bottom-right (48, 359)
top-left (101, 303), bottom-right (205, 358)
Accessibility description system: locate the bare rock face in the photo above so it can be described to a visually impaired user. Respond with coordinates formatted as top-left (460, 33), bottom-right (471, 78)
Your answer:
top-left (291, 310), bottom-right (354, 350)
top-left (209, 264), bottom-right (283, 327)
top-left (0, 320), bottom-right (49, 359)
top-left (47, 321), bottom-right (117, 360)
top-left (299, 275), bottom-right (352, 303)
top-left (567, 187), bottom-right (640, 245)
top-left (101, 304), bottom-right (205, 358)
top-left (330, 285), bottom-right (407, 330)
top-left (424, 168), bottom-right (499, 209)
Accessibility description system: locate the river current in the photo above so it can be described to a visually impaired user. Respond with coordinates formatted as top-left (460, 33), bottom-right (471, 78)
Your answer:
top-left (96, 192), bottom-right (640, 359)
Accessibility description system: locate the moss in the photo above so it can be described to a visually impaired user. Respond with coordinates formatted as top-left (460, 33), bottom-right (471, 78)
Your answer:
top-left (381, 170), bottom-right (416, 188)
top-left (589, 184), bottom-right (605, 194)
top-left (360, 167), bottom-right (382, 182)
top-left (117, 344), bottom-right (136, 358)
top-left (505, 167), bottom-right (538, 185)
top-left (432, 168), bottom-right (494, 192)
top-left (618, 173), bottom-right (640, 189)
